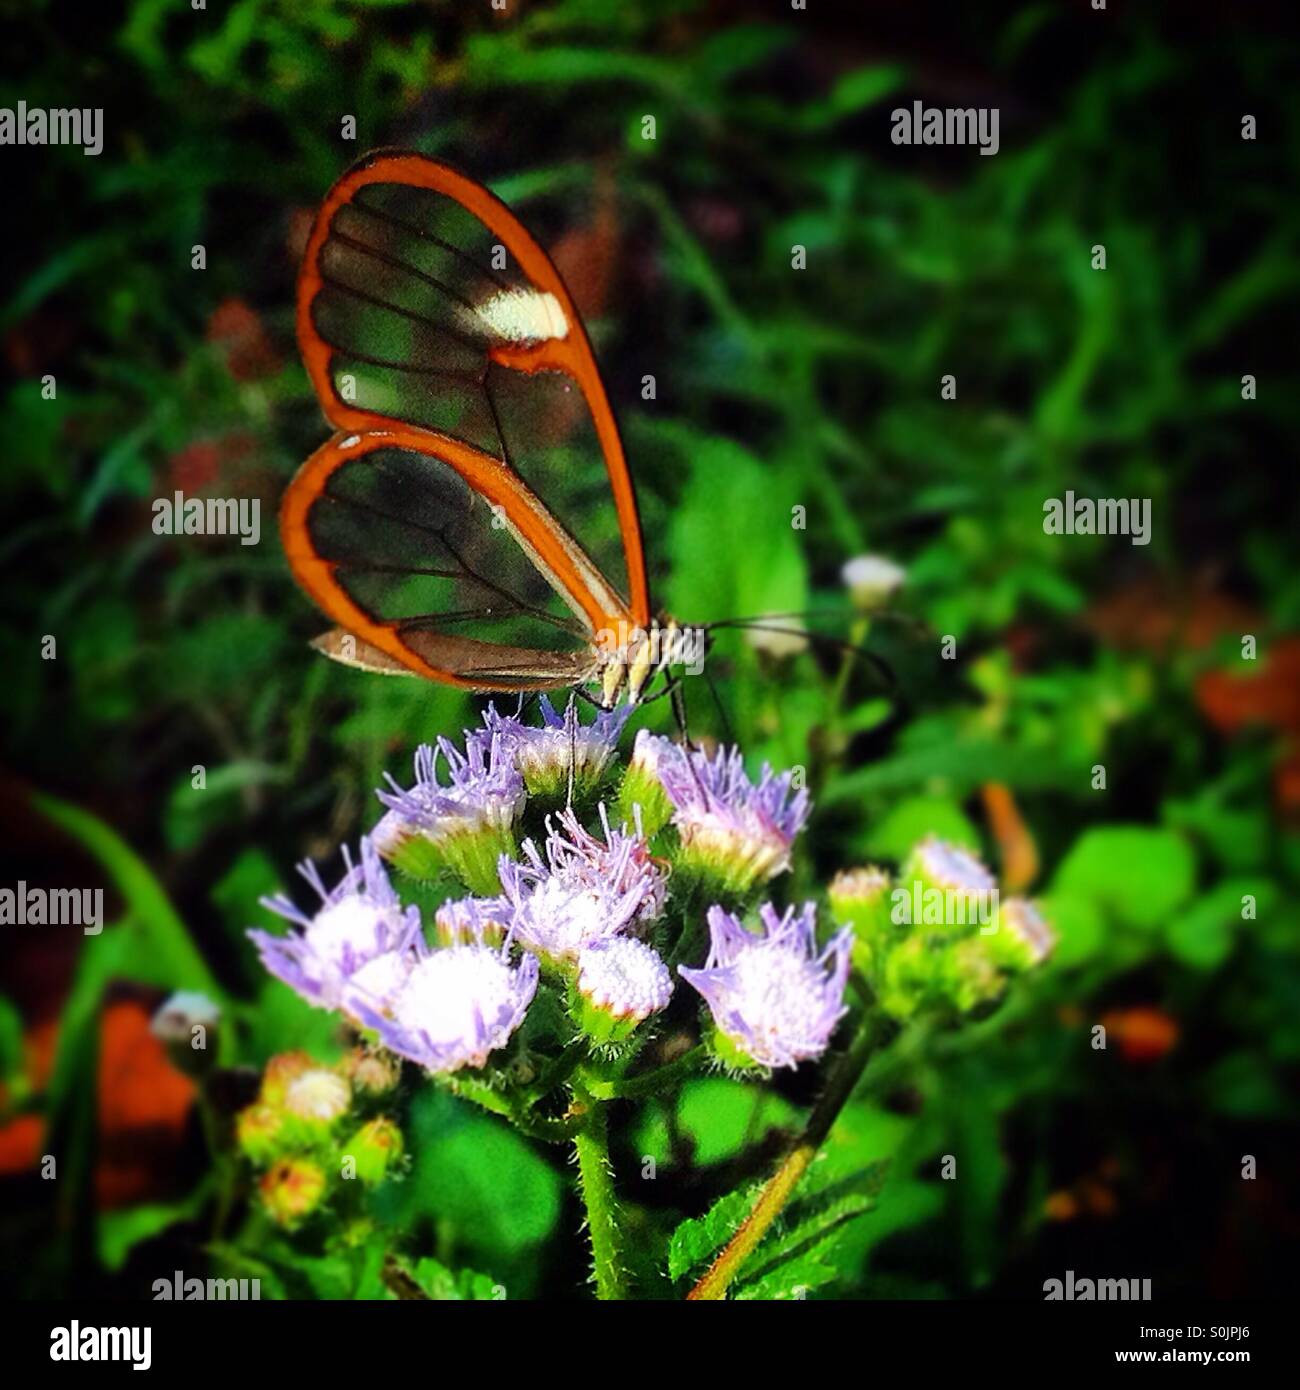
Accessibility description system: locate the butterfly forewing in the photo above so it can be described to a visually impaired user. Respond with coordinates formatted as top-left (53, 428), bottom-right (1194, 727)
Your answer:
top-left (295, 153), bottom-right (650, 663)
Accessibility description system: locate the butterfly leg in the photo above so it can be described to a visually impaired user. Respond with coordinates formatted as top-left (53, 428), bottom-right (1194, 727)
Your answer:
top-left (565, 697), bottom-right (577, 808)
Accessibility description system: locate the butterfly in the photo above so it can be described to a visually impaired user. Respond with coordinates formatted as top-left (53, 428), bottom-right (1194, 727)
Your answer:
top-left (280, 149), bottom-right (707, 711)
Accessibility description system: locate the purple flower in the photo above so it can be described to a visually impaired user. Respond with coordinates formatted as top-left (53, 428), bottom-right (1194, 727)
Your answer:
top-left (249, 838), bottom-right (422, 1012)
top-left (658, 744), bottom-right (810, 893)
top-left (377, 731), bottom-right (524, 843)
top-left (680, 903), bottom-right (851, 1069)
top-left (433, 894), bottom-right (512, 947)
top-left (499, 804), bottom-right (664, 964)
top-left (992, 897), bottom-right (1056, 971)
top-left (375, 731), bottom-right (525, 892)
top-left (348, 937), bottom-right (538, 1075)
top-left (483, 695), bottom-right (630, 799)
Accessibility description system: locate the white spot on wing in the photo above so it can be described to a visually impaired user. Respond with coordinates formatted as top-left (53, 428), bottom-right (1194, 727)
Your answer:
top-left (469, 288), bottom-right (569, 344)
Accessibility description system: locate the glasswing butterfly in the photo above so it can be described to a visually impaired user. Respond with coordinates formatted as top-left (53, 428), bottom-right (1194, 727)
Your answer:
top-left (281, 150), bottom-right (707, 711)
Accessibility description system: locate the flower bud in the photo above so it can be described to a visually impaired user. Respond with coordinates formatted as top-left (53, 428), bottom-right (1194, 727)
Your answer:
top-left (745, 618), bottom-right (809, 660)
top-left (280, 1068), bottom-right (352, 1146)
top-left (875, 935), bottom-right (935, 1021)
top-left (483, 696), bottom-right (629, 808)
top-left (574, 938), bottom-right (673, 1045)
top-left (375, 735), bottom-right (525, 895)
top-left (337, 1046), bottom-right (401, 1097)
top-left (894, 837), bottom-right (999, 939)
top-left (258, 1050), bottom-right (315, 1107)
top-left (150, 991), bottom-right (221, 1078)
top-left (938, 937), bottom-right (1007, 1013)
top-left (986, 897), bottom-right (1056, 973)
top-left (841, 554), bottom-right (905, 612)
top-left (235, 1103), bottom-right (284, 1165)
top-left (259, 1157), bottom-right (328, 1229)
top-left (434, 896), bottom-right (509, 949)
top-left (659, 746), bottom-right (809, 901)
top-left (342, 1116), bottom-right (404, 1186)
top-left (828, 866), bottom-right (893, 976)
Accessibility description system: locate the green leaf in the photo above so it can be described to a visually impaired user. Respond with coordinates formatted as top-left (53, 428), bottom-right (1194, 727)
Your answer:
top-left (1165, 878), bottom-right (1273, 970)
top-left (664, 433), bottom-right (807, 627)
top-left (244, 978), bottom-right (346, 1065)
top-left (407, 1257), bottom-right (500, 1302)
top-left (379, 1090), bottom-right (563, 1263)
top-left (634, 1078), bottom-right (799, 1169)
top-left (32, 790), bottom-right (223, 1000)
top-left (1039, 891), bottom-right (1107, 967)
top-left (865, 795), bottom-right (981, 861)
top-left (668, 1182), bottom-right (762, 1284)
top-left (98, 1184), bottom-right (212, 1271)
top-left (1050, 826), bottom-right (1196, 930)
top-left (668, 1160), bottom-right (886, 1294)
top-left (0, 995), bottom-right (24, 1085)
top-left (734, 1163), bottom-right (886, 1299)
top-left (735, 1251), bottom-right (838, 1300)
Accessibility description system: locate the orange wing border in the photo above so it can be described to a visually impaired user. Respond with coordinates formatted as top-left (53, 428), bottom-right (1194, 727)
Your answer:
top-left (294, 149), bottom-right (651, 630)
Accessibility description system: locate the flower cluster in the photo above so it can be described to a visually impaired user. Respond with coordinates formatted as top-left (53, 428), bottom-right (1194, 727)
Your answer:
top-left (249, 699), bottom-right (848, 1078)
top-left (235, 1047), bottom-right (404, 1228)
top-left (829, 835), bottom-right (1058, 1019)
top-left (249, 699), bottom-right (1056, 1099)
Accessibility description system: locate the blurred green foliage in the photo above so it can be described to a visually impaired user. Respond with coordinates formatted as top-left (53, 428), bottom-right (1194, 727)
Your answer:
top-left (1, 0), bottom-right (1297, 1298)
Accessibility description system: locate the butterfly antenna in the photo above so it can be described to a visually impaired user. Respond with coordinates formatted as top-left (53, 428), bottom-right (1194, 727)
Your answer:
top-left (706, 620), bottom-right (898, 695)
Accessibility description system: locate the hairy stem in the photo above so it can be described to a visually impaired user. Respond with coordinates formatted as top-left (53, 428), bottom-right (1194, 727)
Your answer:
top-left (687, 1015), bottom-right (883, 1301)
top-left (582, 1044), bottom-right (706, 1101)
top-left (572, 1086), bottom-right (629, 1300)
top-left (448, 1075), bottom-right (580, 1143)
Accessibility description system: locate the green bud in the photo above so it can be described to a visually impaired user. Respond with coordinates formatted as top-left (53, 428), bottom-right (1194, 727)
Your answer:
top-left (258, 1050), bottom-right (315, 1107)
top-left (384, 832), bottom-right (447, 882)
top-left (894, 837), bottom-right (999, 940)
top-left (617, 761), bottom-right (674, 841)
top-left (337, 1046), bottom-right (401, 1097)
top-left (236, 1103), bottom-right (284, 1166)
top-left (938, 936), bottom-right (1007, 1013)
top-left (828, 866), bottom-right (893, 977)
top-left (439, 826), bottom-right (518, 897)
top-left (342, 1117), bottom-right (404, 1186)
top-left (985, 898), bottom-right (1056, 974)
top-left (875, 936), bottom-right (939, 1021)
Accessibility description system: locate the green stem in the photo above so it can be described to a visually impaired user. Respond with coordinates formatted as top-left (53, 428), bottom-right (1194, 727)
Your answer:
top-left (829, 616), bottom-right (871, 721)
top-left (198, 1082), bottom-right (236, 1240)
top-left (524, 1037), bottom-right (589, 1106)
top-left (687, 1014), bottom-right (884, 1301)
top-left (571, 1084), bottom-right (629, 1300)
top-left (581, 1045), bottom-right (705, 1101)
top-left (448, 1075), bottom-right (581, 1143)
